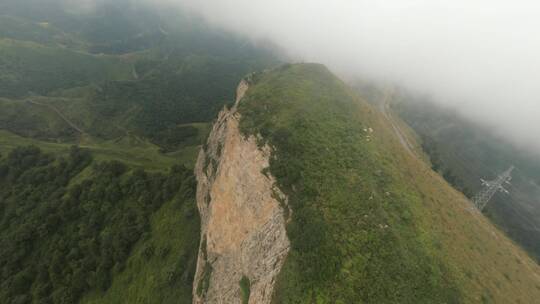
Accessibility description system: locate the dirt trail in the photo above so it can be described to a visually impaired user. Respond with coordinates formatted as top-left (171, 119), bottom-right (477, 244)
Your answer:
top-left (132, 65), bottom-right (139, 79)
top-left (28, 100), bottom-right (85, 134)
top-left (378, 89), bottom-right (415, 156)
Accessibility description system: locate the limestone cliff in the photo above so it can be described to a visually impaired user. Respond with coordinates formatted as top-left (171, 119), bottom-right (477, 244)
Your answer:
top-left (192, 79), bottom-right (290, 304)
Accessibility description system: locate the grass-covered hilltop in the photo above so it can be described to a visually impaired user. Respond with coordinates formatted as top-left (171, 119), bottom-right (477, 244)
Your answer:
top-left (237, 63), bottom-right (540, 303)
top-left (2, 0), bottom-right (540, 303)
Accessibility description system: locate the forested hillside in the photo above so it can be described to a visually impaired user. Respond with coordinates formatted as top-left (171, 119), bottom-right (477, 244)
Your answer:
top-left (0, 146), bottom-right (199, 303)
top-left (3, 1), bottom-right (539, 303)
top-left (0, 1), bottom-right (278, 303)
top-left (0, 0), bottom-right (279, 151)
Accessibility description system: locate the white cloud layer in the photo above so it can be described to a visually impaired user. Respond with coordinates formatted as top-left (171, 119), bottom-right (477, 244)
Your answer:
top-left (168, 0), bottom-right (540, 152)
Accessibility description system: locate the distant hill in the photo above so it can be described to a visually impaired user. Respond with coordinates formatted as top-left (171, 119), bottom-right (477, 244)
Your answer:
top-left (0, 0), bottom-right (280, 152)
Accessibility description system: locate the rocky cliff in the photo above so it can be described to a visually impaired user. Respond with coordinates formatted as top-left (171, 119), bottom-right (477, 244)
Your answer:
top-left (192, 79), bottom-right (290, 304)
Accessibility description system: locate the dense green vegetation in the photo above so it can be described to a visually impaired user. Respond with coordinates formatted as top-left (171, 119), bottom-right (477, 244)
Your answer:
top-left (0, 146), bottom-right (199, 303)
top-left (0, 15), bottom-right (79, 47)
top-left (4, 1), bottom-right (538, 303)
top-left (81, 192), bottom-right (199, 304)
top-left (0, 97), bottom-right (83, 141)
top-left (0, 0), bottom-right (279, 152)
top-left (239, 276), bottom-right (250, 304)
top-left (86, 51), bottom-right (265, 145)
top-left (0, 128), bottom-right (198, 173)
top-left (0, 38), bottom-right (132, 98)
top-left (239, 64), bottom-right (461, 303)
top-left (418, 134), bottom-right (474, 198)
top-left (393, 97), bottom-right (540, 262)
top-left (0, 2), bottom-right (279, 303)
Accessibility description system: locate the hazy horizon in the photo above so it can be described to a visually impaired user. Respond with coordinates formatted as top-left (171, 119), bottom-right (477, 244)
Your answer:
top-left (59, 0), bottom-right (540, 154)
top-left (158, 0), bottom-right (539, 155)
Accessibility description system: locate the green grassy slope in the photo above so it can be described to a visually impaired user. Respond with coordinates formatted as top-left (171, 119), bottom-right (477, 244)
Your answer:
top-left (0, 97), bottom-right (79, 141)
top-left (0, 129), bottom-right (193, 172)
top-left (0, 38), bottom-right (132, 98)
top-left (238, 64), bottom-right (540, 303)
top-left (393, 97), bottom-right (540, 262)
top-left (0, 15), bottom-right (80, 47)
top-left (0, 0), bottom-right (279, 152)
top-left (0, 2), bottom-right (278, 303)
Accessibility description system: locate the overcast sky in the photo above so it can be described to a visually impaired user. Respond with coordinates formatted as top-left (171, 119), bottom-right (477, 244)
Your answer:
top-left (160, 0), bottom-right (540, 153)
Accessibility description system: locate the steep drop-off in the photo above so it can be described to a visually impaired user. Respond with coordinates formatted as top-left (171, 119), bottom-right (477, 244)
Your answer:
top-left (195, 63), bottom-right (540, 303)
top-left (193, 79), bottom-right (290, 304)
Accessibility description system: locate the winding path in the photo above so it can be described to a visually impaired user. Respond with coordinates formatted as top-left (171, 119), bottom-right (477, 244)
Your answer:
top-left (377, 89), bottom-right (415, 156)
top-left (27, 99), bottom-right (85, 134)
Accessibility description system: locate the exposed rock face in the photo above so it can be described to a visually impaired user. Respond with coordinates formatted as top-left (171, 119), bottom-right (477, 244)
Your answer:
top-left (192, 79), bottom-right (290, 304)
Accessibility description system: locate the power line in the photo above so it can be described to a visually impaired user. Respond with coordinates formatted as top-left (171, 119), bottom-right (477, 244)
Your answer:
top-left (499, 194), bottom-right (540, 232)
top-left (473, 166), bottom-right (514, 211)
top-left (434, 147), bottom-right (540, 231)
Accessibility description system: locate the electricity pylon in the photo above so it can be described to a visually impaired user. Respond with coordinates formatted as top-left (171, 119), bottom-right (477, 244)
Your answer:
top-left (473, 166), bottom-right (514, 211)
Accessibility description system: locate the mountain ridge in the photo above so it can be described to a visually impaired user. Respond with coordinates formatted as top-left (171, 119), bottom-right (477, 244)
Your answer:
top-left (231, 63), bottom-right (540, 303)
top-left (1, 2), bottom-right (539, 302)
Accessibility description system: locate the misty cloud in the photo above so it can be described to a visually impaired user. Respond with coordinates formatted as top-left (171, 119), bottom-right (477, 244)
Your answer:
top-left (161, 0), bottom-right (540, 153)
top-left (60, 0), bottom-right (540, 152)
top-left (62, 0), bottom-right (104, 13)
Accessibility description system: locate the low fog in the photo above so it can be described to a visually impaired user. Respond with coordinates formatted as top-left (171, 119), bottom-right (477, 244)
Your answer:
top-left (78, 0), bottom-right (540, 153)
top-left (161, 0), bottom-right (539, 154)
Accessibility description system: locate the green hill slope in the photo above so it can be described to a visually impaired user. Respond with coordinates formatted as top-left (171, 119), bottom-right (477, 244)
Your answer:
top-left (0, 2), bottom-right (279, 303)
top-left (238, 64), bottom-right (540, 303)
top-left (393, 97), bottom-right (540, 262)
top-left (0, 145), bottom-right (200, 304)
top-left (0, 0), bottom-right (280, 152)
top-left (0, 15), bottom-right (81, 47)
top-left (0, 38), bottom-right (132, 98)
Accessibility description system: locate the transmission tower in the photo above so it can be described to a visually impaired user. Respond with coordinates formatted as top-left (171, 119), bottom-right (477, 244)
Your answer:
top-left (473, 166), bottom-right (514, 211)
